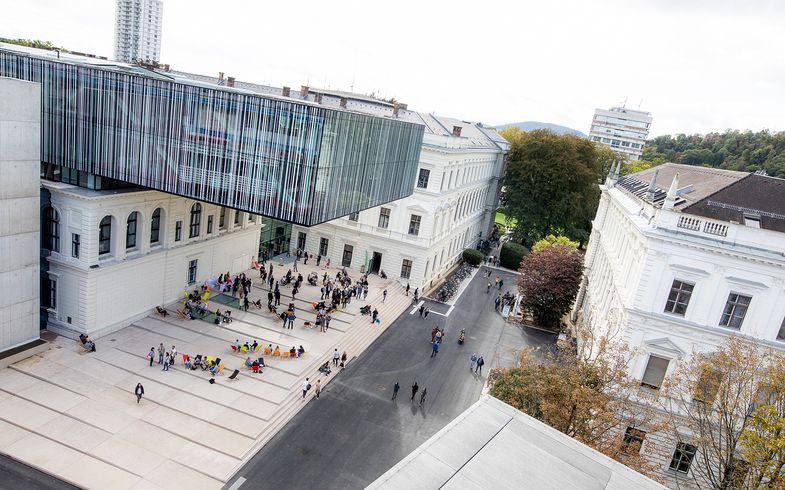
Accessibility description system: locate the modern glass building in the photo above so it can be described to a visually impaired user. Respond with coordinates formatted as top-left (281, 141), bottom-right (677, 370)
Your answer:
top-left (0, 46), bottom-right (424, 226)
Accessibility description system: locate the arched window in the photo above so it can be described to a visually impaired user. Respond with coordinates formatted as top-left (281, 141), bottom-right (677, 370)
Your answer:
top-left (44, 207), bottom-right (60, 252)
top-left (189, 203), bottom-right (201, 238)
top-left (99, 216), bottom-right (112, 255)
top-left (150, 208), bottom-right (161, 244)
top-left (126, 212), bottom-right (138, 249)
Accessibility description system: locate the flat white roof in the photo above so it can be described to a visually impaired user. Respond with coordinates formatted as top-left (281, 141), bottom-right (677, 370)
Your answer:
top-left (368, 395), bottom-right (665, 490)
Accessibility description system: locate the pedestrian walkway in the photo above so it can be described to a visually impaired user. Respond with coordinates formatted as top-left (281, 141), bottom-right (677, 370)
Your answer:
top-left (0, 260), bottom-right (412, 490)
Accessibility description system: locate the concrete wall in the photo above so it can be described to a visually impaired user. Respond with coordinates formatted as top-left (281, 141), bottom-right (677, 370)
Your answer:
top-left (0, 77), bottom-right (41, 353)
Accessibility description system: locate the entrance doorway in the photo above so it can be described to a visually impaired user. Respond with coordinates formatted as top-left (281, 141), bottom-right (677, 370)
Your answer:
top-left (370, 252), bottom-right (383, 274)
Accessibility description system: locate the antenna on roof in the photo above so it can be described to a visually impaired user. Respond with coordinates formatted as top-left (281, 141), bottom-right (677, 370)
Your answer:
top-left (638, 98), bottom-right (643, 109)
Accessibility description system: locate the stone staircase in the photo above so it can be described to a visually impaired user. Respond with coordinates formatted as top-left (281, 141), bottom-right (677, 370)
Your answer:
top-left (226, 280), bottom-right (411, 476)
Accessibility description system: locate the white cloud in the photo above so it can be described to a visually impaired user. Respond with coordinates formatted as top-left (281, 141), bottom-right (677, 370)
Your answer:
top-left (2, 0), bottom-right (784, 136)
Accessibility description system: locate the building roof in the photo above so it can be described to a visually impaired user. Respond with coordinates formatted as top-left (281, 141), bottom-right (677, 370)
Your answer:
top-left (617, 163), bottom-right (747, 210)
top-left (683, 174), bottom-right (785, 233)
top-left (368, 396), bottom-right (664, 490)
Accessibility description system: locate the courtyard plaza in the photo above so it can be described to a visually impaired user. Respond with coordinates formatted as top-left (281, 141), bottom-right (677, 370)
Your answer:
top-left (0, 259), bottom-right (412, 490)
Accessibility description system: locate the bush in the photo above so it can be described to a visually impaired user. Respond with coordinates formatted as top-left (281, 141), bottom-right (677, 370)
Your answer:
top-left (500, 242), bottom-right (529, 269)
top-left (462, 248), bottom-right (484, 266)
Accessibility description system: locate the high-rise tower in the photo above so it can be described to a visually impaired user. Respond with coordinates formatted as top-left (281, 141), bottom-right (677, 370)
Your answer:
top-left (113, 0), bottom-right (163, 64)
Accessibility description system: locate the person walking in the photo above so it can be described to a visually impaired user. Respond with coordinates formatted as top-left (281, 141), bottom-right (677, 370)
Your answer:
top-left (405, 283), bottom-right (410, 296)
top-left (243, 296), bottom-right (250, 312)
top-left (382, 289), bottom-right (387, 303)
top-left (157, 343), bottom-right (164, 364)
top-left (162, 353), bottom-right (170, 371)
top-left (372, 308), bottom-right (379, 324)
top-left (423, 307), bottom-right (430, 318)
top-left (419, 388), bottom-right (427, 407)
top-left (430, 341), bottom-right (439, 358)
top-left (418, 305), bottom-right (424, 317)
top-left (302, 378), bottom-right (310, 399)
top-left (392, 381), bottom-right (400, 400)
top-left (494, 295), bottom-right (501, 311)
top-left (314, 379), bottom-right (321, 399)
top-left (498, 279), bottom-right (504, 290)
top-left (470, 353), bottom-right (478, 372)
top-left (333, 349), bottom-right (340, 366)
top-left (134, 383), bottom-right (144, 404)
top-left (410, 381), bottom-right (419, 401)
top-left (171, 345), bottom-right (177, 364)
top-left (317, 254), bottom-right (321, 267)
top-left (475, 355), bottom-right (485, 374)
top-left (340, 351), bottom-right (347, 369)
top-left (148, 347), bottom-right (155, 367)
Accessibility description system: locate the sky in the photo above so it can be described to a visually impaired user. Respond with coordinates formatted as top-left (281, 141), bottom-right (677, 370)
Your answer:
top-left (2, 0), bottom-right (784, 137)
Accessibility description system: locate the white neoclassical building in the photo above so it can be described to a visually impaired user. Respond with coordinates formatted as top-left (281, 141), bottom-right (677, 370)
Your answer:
top-left (291, 113), bottom-right (508, 290)
top-left (42, 181), bottom-right (260, 338)
top-left (574, 162), bottom-right (785, 486)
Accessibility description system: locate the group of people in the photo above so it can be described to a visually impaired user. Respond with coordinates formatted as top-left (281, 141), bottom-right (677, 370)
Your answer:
top-left (78, 333), bottom-right (96, 352)
top-left (469, 353), bottom-right (486, 374)
top-left (494, 291), bottom-right (516, 312)
top-left (391, 381), bottom-right (427, 407)
top-left (148, 343), bottom-right (179, 371)
top-left (312, 302), bottom-right (333, 332)
top-left (484, 255), bottom-right (500, 267)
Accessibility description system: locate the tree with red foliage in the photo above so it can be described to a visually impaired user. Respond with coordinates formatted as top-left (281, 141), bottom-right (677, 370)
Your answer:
top-left (517, 244), bottom-right (583, 328)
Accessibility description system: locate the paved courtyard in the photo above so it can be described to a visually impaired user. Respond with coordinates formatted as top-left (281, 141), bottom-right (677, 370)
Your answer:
top-left (0, 261), bottom-right (411, 489)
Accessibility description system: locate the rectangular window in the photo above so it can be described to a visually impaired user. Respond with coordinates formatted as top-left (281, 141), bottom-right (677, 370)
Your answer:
top-left (400, 259), bottom-right (412, 279)
top-left (694, 368), bottom-right (722, 405)
top-left (378, 207), bottom-right (390, 229)
top-left (664, 280), bottom-right (694, 316)
top-left (207, 215), bottom-right (213, 234)
top-left (187, 259), bottom-right (198, 284)
top-left (348, 212), bottom-right (359, 222)
top-left (408, 215), bottom-right (421, 236)
top-left (720, 293), bottom-right (752, 329)
top-left (416, 168), bottom-right (430, 189)
top-left (622, 427), bottom-right (646, 454)
top-left (175, 221), bottom-right (182, 242)
top-left (342, 245), bottom-right (353, 267)
top-left (43, 277), bottom-right (57, 310)
top-left (641, 355), bottom-right (669, 390)
top-left (126, 213), bottom-right (138, 249)
top-left (297, 232), bottom-right (306, 250)
top-left (219, 208), bottom-right (226, 229)
top-left (71, 233), bottom-right (80, 258)
top-left (319, 238), bottom-right (329, 256)
top-left (669, 443), bottom-right (697, 474)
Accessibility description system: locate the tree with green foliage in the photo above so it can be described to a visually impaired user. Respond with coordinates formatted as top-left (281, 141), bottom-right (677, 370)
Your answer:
top-left (531, 234), bottom-right (579, 253)
top-left (595, 143), bottom-right (628, 180)
top-left (517, 244), bottom-right (583, 328)
top-left (499, 128), bottom-right (602, 247)
top-left (462, 248), bottom-right (484, 266)
top-left (641, 130), bottom-right (785, 178)
top-left (1, 38), bottom-right (68, 52)
top-left (499, 242), bottom-right (528, 269)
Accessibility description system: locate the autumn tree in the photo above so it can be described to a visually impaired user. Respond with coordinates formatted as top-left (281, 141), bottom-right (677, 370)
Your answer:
top-left (499, 128), bottom-right (603, 246)
top-left (490, 335), bottom-right (663, 482)
top-left (531, 234), bottom-right (579, 253)
top-left (661, 337), bottom-right (784, 489)
top-left (517, 243), bottom-right (583, 328)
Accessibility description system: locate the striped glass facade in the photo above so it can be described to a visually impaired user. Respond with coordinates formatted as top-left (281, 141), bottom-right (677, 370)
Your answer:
top-left (0, 49), bottom-right (424, 226)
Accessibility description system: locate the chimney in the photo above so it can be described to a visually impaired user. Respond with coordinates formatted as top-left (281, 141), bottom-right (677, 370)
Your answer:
top-left (399, 103), bottom-right (408, 110)
top-left (315, 93), bottom-right (323, 104)
top-left (393, 103), bottom-right (400, 117)
top-left (452, 125), bottom-right (462, 137)
top-left (218, 72), bottom-right (224, 82)
top-left (300, 85), bottom-right (309, 97)
top-left (227, 77), bottom-right (235, 88)
top-left (340, 97), bottom-right (347, 108)
top-left (282, 86), bottom-right (291, 97)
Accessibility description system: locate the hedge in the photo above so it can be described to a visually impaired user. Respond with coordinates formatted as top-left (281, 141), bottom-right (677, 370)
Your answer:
top-left (462, 248), bottom-right (484, 266)
top-left (500, 242), bottom-right (529, 269)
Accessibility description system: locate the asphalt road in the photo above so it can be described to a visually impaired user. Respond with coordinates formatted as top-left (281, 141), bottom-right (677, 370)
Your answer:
top-left (0, 454), bottom-right (79, 490)
top-left (225, 266), bottom-right (556, 490)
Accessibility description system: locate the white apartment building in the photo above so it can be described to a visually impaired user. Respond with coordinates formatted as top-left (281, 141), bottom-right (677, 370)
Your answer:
top-left (114, 0), bottom-right (163, 64)
top-left (290, 112), bottom-right (508, 290)
top-left (574, 162), bottom-right (785, 487)
top-left (42, 182), bottom-right (260, 338)
top-left (0, 78), bottom-right (42, 357)
top-left (589, 106), bottom-right (652, 161)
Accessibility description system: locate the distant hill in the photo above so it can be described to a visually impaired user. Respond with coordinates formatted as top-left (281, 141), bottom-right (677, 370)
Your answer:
top-left (495, 121), bottom-right (586, 138)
